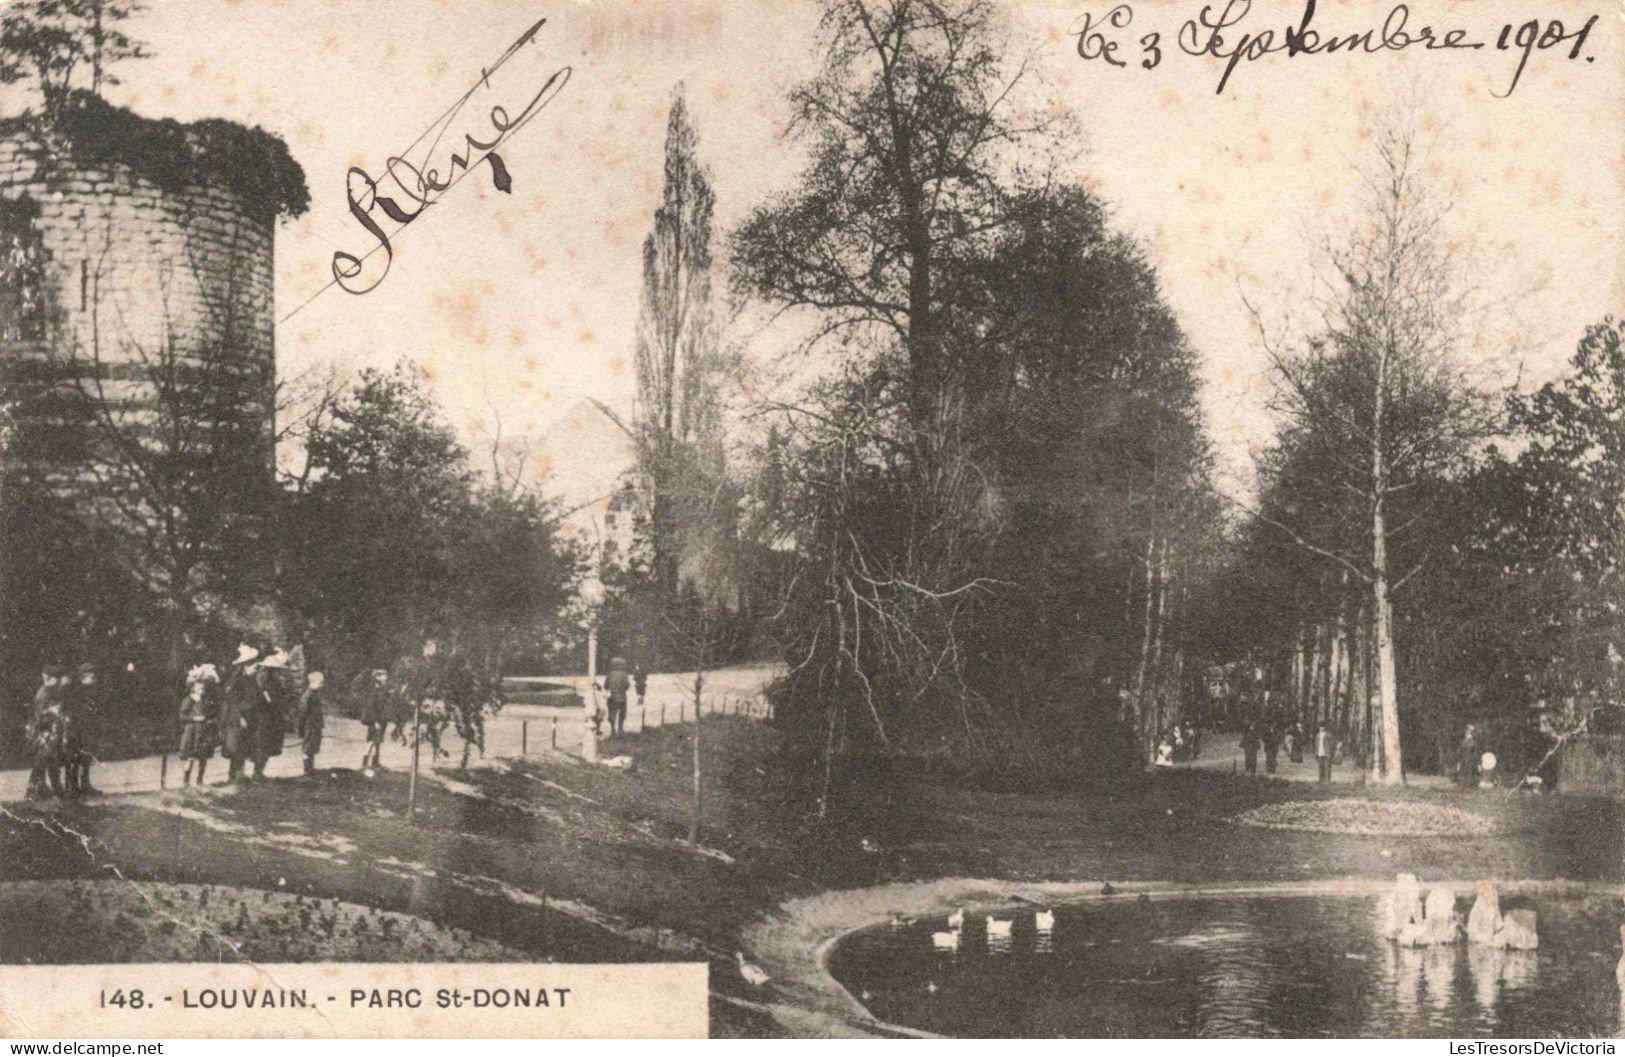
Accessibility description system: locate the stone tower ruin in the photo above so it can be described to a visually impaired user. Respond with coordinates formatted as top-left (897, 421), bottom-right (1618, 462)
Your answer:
top-left (0, 96), bottom-right (307, 676)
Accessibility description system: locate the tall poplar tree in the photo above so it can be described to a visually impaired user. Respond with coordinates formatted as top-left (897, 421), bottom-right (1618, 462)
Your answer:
top-left (633, 87), bottom-right (723, 597)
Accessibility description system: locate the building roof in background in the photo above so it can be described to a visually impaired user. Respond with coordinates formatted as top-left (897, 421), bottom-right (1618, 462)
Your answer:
top-left (529, 398), bottom-right (639, 535)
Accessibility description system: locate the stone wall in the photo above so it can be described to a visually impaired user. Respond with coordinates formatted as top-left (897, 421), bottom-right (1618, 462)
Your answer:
top-left (0, 123), bottom-right (276, 474)
top-left (0, 127), bottom-right (276, 444)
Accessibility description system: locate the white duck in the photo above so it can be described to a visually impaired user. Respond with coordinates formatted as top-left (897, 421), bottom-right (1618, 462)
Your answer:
top-left (931, 929), bottom-right (961, 951)
top-left (1035, 909), bottom-right (1056, 932)
top-left (946, 907), bottom-right (966, 930)
top-left (734, 951), bottom-right (771, 988)
top-left (986, 916), bottom-right (1013, 937)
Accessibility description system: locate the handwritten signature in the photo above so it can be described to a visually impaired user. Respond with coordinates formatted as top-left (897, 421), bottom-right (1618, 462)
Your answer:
top-left (331, 19), bottom-right (572, 296)
top-left (1070, 1), bottom-right (1598, 97)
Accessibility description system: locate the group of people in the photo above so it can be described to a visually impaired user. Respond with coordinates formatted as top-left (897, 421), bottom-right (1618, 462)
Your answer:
top-left (22, 638), bottom-right (651, 796)
top-left (1240, 716), bottom-right (1338, 782)
top-left (23, 663), bottom-right (100, 798)
top-left (176, 639), bottom-right (463, 784)
top-left (17, 637), bottom-right (453, 798)
top-left (174, 643), bottom-right (326, 786)
top-left (1152, 720), bottom-right (1203, 766)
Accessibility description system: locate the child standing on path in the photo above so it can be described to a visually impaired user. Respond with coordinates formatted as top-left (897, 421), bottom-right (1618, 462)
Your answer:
top-left (177, 663), bottom-right (220, 786)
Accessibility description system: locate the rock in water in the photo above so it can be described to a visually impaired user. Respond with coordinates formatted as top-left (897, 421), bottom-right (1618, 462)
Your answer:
top-left (1396, 919), bottom-right (1431, 947)
top-left (1496, 908), bottom-right (1539, 950)
top-left (1424, 887), bottom-right (1461, 944)
top-left (1466, 880), bottom-right (1502, 946)
top-left (1378, 873), bottom-right (1424, 940)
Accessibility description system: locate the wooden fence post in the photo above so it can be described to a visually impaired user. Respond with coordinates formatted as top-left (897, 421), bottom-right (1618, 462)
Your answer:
top-left (159, 752), bottom-right (168, 790)
top-left (522, 720), bottom-right (529, 756)
top-left (552, 716), bottom-right (558, 749)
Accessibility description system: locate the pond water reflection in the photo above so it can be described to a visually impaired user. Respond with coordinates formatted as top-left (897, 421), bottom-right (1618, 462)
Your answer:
top-left (826, 893), bottom-right (1625, 1037)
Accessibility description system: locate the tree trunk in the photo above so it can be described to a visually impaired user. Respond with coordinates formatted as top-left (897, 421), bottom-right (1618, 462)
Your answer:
top-left (1349, 602), bottom-right (1369, 768)
top-left (1331, 576), bottom-right (1350, 734)
top-left (1128, 534), bottom-right (1159, 761)
top-left (1371, 360), bottom-right (1404, 784)
top-left (1371, 527), bottom-right (1403, 784)
top-left (1146, 539), bottom-right (1171, 752)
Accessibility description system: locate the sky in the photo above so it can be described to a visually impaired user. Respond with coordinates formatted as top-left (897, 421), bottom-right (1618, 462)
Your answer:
top-left (38, 0), bottom-right (1625, 492)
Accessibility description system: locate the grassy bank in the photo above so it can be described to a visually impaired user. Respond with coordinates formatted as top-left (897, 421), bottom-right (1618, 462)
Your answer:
top-left (2, 717), bottom-right (1620, 1035)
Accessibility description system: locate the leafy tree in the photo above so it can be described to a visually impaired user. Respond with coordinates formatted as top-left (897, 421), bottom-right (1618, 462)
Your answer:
top-left (285, 363), bottom-right (474, 669)
top-left (284, 362), bottom-right (576, 703)
top-left (633, 88), bottom-right (726, 599)
top-left (1502, 318), bottom-right (1625, 703)
top-left (0, 0), bottom-right (149, 113)
top-left (732, 0), bottom-right (1050, 440)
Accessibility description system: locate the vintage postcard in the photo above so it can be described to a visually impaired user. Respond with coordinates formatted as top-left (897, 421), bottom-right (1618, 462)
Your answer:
top-left (0, 0), bottom-right (1621, 1041)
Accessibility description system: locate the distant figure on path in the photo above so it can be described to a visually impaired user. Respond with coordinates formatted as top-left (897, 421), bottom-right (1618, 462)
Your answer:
top-left (1457, 725), bottom-right (1480, 789)
top-left (1241, 721), bottom-right (1260, 775)
top-left (1262, 719), bottom-right (1281, 774)
top-left (603, 657), bottom-right (631, 737)
top-left (1316, 722), bottom-right (1333, 783)
top-left (298, 671), bottom-right (326, 776)
top-left (634, 663), bottom-right (648, 709)
top-left (66, 663), bottom-right (100, 795)
top-left (1288, 721), bottom-right (1305, 764)
top-left (358, 668), bottom-right (395, 772)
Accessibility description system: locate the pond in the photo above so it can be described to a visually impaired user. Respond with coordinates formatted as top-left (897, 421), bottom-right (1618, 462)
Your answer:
top-left (826, 891), bottom-right (1625, 1037)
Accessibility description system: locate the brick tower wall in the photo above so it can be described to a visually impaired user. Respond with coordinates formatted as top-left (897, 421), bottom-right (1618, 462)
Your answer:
top-left (0, 127), bottom-right (276, 459)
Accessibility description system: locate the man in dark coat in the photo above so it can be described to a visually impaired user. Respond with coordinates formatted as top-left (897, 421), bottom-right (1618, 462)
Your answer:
top-left (1262, 718), bottom-right (1282, 774)
top-left (358, 669), bottom-right (396, 772)
top-left (297, 672), bottom-right (325, 776)
top-left (603, 657), bottom-right (631, 737)
top-left (220, 645), bottom-right (265, 783)
top-left (1316, 722), bottom-right (1335, 784)
top-left (1241, 721), bottom-right (1261, 775)
top-left (252, 650), bottom-right (295, 779)
top-left (64, 662), bottom-right (100, 795)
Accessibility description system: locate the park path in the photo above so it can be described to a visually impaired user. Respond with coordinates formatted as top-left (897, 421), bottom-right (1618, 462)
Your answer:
top-left (1171, 730), bottom-right (1450, 789)
top-left (0, 662), bottom-right (782, 803)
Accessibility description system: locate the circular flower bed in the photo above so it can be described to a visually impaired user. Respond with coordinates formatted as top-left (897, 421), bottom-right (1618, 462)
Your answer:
top-left (1233, 799), bottom-right (1498, 837)
top-left (0, 880), bottom-right (527, 963)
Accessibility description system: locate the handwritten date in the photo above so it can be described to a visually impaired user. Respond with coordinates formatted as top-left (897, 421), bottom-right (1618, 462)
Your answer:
top-left (1069, 1), bottom-right (1599, 97)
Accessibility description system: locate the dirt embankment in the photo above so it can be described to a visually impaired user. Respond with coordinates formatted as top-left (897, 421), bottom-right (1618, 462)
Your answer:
top-left (1, 720), bottom-right (1620, 1037)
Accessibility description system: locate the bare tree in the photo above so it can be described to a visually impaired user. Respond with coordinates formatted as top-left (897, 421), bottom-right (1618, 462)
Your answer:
top-left (23, 213), bottom-right (278, 679)
top-left (1247, 120), bottom-right (1493, 784)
